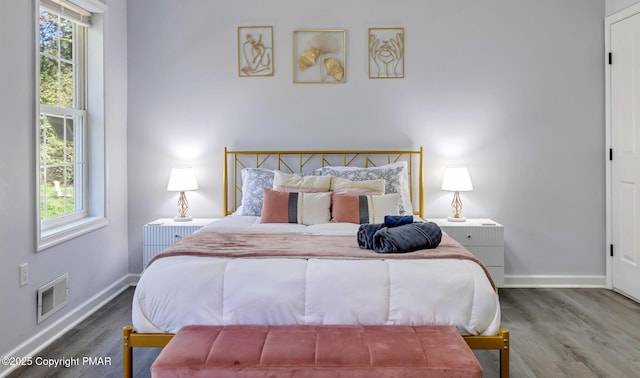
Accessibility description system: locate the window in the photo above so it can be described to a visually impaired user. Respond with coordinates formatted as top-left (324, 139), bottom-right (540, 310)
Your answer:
top-left (39, 7), bottom-right (86, 225)
top-left (37, 0), bottom-right (107, 250)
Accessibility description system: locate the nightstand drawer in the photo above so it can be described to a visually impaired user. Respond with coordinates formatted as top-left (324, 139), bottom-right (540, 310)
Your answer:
top-left (144, 245), bottom-right (169, 266)
top-left (430, 218), bottom-right (504, 287)
top-left (143, 224), bottom-right (203, 246)
top-left (443, 226), bottom-right (503, 247)
top-left (142, 218), bottom-right (217, 269)
top-left (465, 246), bottom-right (504, 266)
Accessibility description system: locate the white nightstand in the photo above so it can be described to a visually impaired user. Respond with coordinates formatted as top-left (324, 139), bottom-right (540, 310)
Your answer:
top-left (430, 218), bottom-right (504, 287)
top-left (143, 218), bottom-right (217, 268)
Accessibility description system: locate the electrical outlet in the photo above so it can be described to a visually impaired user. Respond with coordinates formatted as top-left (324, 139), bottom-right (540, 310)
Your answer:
top-left (19, 263), bottom-right (28, 287)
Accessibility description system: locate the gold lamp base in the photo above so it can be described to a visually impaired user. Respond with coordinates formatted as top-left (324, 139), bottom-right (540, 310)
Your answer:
top-left (448, 191), bottom-right (467, 222)
top-left (174, 191), bottom-right (193, 222)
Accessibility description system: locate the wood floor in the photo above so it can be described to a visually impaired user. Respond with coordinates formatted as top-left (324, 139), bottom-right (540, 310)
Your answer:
top-left (6, 287), bottom-right (640, 378)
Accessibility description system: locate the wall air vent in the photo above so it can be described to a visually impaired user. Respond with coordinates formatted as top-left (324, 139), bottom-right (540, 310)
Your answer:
top-left (37, 273), bottom-right (68, 324)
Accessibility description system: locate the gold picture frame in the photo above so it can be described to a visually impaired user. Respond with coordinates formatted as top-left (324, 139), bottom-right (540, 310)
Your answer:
top-left (238, 26), bottom-right (274, 77)
top-left (368, 27), bottom-right (404, 79)
top-left (293, 29), bottom-right (346, 84)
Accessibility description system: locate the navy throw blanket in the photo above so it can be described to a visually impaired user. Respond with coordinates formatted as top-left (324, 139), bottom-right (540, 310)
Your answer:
top-left (372, 222), bottom-right (442, 253)
top-left (357, 223), bottom-right (385, 249)
top-left (383, 215), bottom-right (414, 227)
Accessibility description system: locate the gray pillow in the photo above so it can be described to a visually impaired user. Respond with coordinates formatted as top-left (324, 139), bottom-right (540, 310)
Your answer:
top-left (239, 168), bottom-right (274, 216)
top-left (318, 161), bottom-right (413, 215)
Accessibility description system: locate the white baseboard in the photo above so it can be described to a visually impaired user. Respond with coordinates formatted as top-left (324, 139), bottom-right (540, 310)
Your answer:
top-left (0, 274), bottom-right (136, 378)
top-left (503, 275), bottom-right (606, 288)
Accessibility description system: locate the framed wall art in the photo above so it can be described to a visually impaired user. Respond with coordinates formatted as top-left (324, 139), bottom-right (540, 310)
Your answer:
top-left (368, 27), bottom-right (404, 79)
top-left (293, 29), bottom-right (346, 84)
top-left (238, 26), bottom-right (274, 77)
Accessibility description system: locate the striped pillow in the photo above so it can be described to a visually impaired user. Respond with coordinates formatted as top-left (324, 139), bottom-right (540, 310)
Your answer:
top-left (331, 193), bottom-right (400, 224)
top-left (261, 189), bottom-right (331, 225)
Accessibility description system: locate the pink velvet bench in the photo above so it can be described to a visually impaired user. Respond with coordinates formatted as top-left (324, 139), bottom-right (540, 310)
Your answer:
top-left (150, 324), bottom-right (482, 378)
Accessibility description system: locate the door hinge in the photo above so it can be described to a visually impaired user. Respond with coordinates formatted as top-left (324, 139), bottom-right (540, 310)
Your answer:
top-left (610, 148), bottom-right (613, 161)
top-left (609, 52), bottom-right (612, 65)
top-left (610, 244), bottom-right (614, 257)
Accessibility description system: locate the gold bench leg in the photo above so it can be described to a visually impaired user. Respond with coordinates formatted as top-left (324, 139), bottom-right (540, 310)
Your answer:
top-left (122, 326), bottom-right (175, 378)
top-left (499, 328), bottom-right (510, 378)
top-left (123, 326), bottom-right (133, 378)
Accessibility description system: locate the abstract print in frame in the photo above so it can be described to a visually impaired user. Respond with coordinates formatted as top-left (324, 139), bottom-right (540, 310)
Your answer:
top-left (238, 26), bottom-right (274, 77)
top-left (369, 27), bottom-right (404, 79)
top-left (293, 30), bottom-right (346, 84)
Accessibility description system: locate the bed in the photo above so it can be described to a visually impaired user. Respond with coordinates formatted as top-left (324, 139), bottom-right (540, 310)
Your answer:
top-left (123, 148), bottom-right (509, 377)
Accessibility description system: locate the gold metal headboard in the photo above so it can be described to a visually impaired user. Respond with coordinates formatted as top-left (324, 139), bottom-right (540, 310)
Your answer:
top-left (223, 147), bottom-right (424, 217)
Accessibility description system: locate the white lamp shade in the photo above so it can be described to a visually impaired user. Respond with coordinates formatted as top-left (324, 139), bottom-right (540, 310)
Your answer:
top-left (167, 167), bottom-right (199, 192)
top-left (441, 167), bottom-right (473, 192)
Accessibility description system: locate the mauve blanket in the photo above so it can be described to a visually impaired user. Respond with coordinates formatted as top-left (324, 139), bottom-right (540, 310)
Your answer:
top-left (373, 222), bottom-right (442, 254)
top-left (148, 232), bottom-right (495, 290)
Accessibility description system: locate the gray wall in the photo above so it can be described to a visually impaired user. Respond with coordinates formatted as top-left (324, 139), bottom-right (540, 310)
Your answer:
top-left (127, 0), bottom-right (606, 283)
top-left (0, 0), bottom-right (129, 366)
top-left (0, 0), bottom-right (613, 367)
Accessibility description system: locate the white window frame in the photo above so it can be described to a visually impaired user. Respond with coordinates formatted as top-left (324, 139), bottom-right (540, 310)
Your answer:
top-left (39, 106), bottom-right (87, 229)
top-left (36, 0), bottom-right (108, 250)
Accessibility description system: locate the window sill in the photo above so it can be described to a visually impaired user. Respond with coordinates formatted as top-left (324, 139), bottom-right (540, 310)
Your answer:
top-left (38, 216), bottom-right (109, 251)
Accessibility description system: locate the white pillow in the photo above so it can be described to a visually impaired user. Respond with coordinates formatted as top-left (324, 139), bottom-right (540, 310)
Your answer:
top-left (330, 176), bottom-right (385, 195)
top-left (273, 170), bottom-right (331, 192)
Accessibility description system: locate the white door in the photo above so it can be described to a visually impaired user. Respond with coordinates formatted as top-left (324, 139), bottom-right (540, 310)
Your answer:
top-left (611, 12), bottom-right (640, 301)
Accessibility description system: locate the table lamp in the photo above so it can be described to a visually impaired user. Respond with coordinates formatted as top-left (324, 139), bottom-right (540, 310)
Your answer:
top-left (441, 167), bottom-right (473, 222)
top-left (167, 167), bottom-right (199, 221)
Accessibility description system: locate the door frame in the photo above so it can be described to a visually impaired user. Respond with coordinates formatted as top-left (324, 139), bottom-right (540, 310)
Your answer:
top-left (604, 2), bottom-right (640, 291)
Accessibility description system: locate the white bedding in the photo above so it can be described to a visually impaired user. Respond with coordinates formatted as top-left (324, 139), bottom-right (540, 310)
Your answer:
top-left (132, 216), bottom-right (501, 336)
